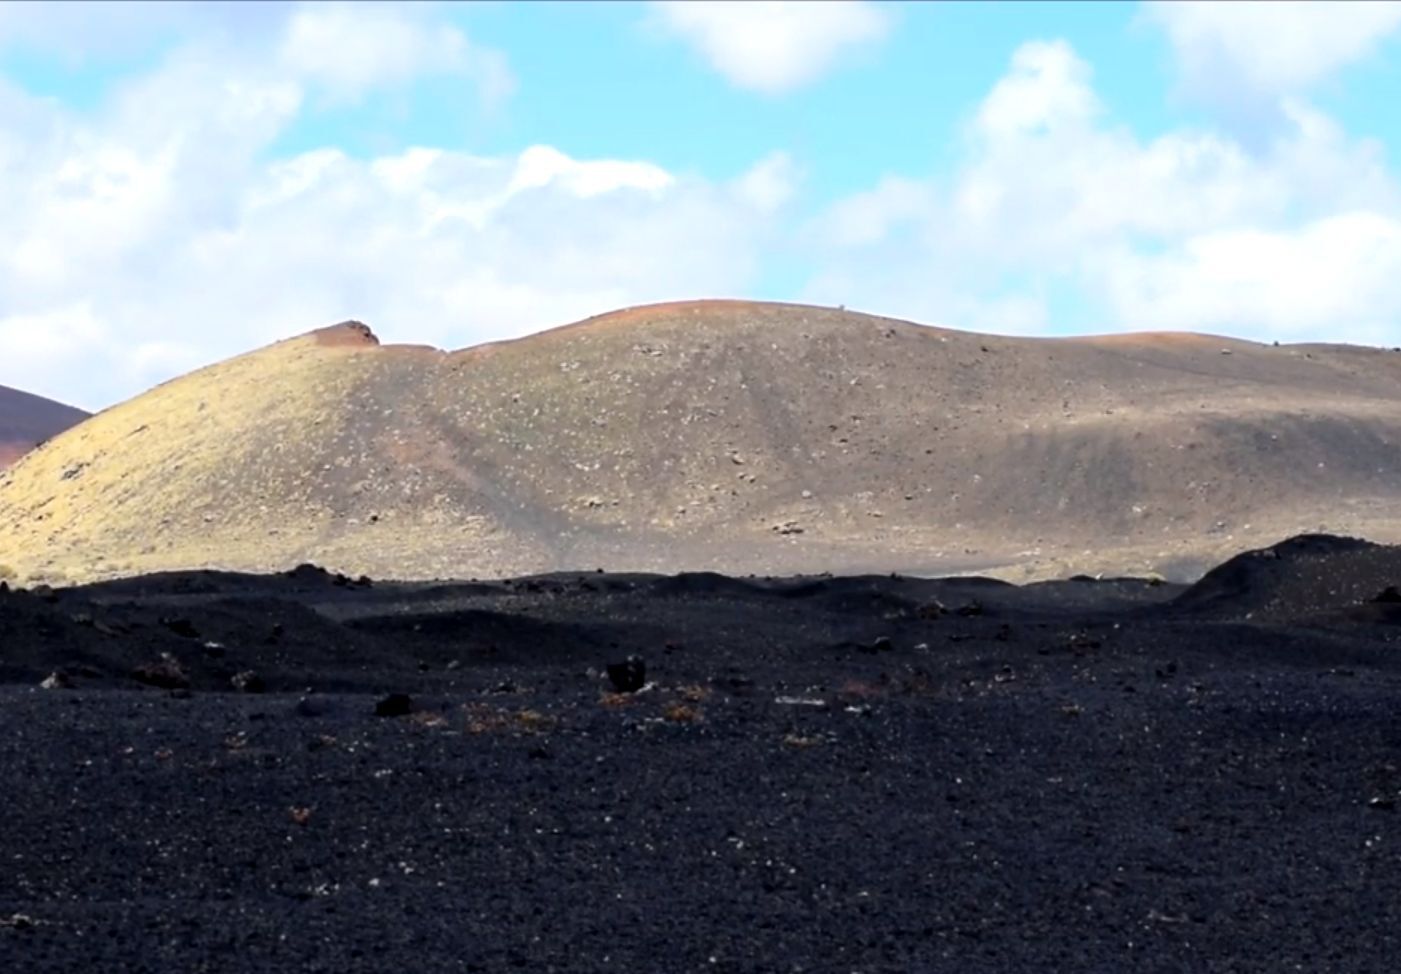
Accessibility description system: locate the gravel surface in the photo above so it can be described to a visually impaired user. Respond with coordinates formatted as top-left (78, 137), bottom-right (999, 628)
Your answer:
top-left (4, 537), bottom-right (1401, 972)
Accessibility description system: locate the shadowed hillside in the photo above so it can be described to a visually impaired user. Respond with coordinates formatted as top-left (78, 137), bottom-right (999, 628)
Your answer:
top-left (4, 300), bottom-right (1401, 584)
top-left (0, 385), bottom-right (89, 470)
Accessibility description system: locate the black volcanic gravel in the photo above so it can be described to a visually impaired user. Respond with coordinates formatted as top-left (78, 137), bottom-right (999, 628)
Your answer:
top-left (4, 538), bottom-right (1401, 971)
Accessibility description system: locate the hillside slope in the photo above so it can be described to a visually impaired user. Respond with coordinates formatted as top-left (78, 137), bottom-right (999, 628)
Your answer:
top-left (3, 301), bottom-right (1401, 583)
top-left (0, 385), bottom-right (89, 470)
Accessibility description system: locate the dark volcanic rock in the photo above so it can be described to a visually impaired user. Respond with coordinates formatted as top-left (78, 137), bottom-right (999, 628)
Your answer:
top-left (293, 695), bottom-right (330, 718)
top-left (373, 692), bottom-right (413, 717)
top-left (159, 616), bottom-right (200, 639)
top-left (606, 656), bottom-right (646, 693)
top-left (916, 599), bottom-right (946, 619)
top-left (4, 546), bottom-right (1401, 972)
top-left (131, 654), bottom-right (189, 690)
top-left (230, 670), bottom-right (266, 693)
top-left (1173, 533), bottom-right (1401, 620)
top-left (864, 636), bottom-right (895, 654)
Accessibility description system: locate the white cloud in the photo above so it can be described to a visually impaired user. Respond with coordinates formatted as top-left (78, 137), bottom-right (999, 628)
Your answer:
top-left (0, 32), bottom-right (781, 409)
top-left (650, 0), bottom-right (891, 94)
top-left (734, 151), bottom-right (800, 213)
top-left (279, 2), bottom-right (515, 106)
top-left (801, 39), bottom-right (1401, 345)
top-left (506, 145), bottom-right (674, 198)
top-left (1095, 212), bottom-right (1401, 340)
top-left (7, 8), bottom-right (1401, 415)
top-left (0, 1), bottom-right (291, 63)
top-left (1144, 0), bottom-right (1401, 98)
top-left (0, 1), bottom-right (512, 107)
top-left (807, 175), bottom-right (933, 249)
top-left (975, 40), bottom-right (1099, 139)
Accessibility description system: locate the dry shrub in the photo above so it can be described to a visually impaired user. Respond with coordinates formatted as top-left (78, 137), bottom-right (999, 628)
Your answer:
top-left (598, 691), bottom-right (637, 709)
top-left (465, 704), bottom-right (508, 734)
top-left (676, 684), bottom-right (711, 703)
top-left (663, 701), bottom-right (703, 724)
top-left (514, 709), bottom-right (554, 733)
top-left (464, 703), bottom-right (555, 734)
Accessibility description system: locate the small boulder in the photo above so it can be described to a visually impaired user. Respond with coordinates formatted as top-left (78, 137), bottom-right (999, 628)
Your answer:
top-left (374, 693), bottom-right (413, 717)
top-left (39, 671), bottom-right (72, 690)
top-left (606, 656), bottom-right (646, 693)
top-left (294, 695), bottom-right (330, 718)
top-left (287, 563), bottom-right (329, 584)
top-left (160, 616), bottom-right (200, 639)
top-left (863, 636), bottom-right (894, 654)
top-left (133, 654), bottom-right (190, 690)
top-left (230, 671), bottom-right (266, 694)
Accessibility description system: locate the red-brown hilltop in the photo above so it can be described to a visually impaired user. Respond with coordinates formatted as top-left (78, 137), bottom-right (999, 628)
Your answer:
top-left (0, 384), bottom-right (90, 470)
top-left (4, 300), bottom-right (1401, 584)
top-left (309, 320), bottom-right (382, 348)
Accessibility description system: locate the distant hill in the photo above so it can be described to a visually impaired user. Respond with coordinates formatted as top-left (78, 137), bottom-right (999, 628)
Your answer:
top-left (3, 300), bottom-right (1401, 585)
top-left (0, 385), bottom-right (89, 470)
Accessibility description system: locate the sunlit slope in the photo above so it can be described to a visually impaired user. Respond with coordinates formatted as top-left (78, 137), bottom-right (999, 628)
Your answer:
top-left (4, 301), bottom-right (1401, 583)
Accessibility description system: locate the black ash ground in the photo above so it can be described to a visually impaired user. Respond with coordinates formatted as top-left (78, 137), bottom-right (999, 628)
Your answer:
top-left (3, 535), bottom-right (1401, 972)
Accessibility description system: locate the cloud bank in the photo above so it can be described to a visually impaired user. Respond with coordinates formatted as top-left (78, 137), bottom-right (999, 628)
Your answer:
top-left (1, 1), bottom-right (1399, 411)
top-left (800, 39), bottom-right (1401, 345)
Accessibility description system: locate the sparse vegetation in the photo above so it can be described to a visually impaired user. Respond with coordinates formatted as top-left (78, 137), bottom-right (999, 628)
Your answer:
top-left (662, 701), bottom-right (703, 723)
top-left (464, 703), bottom-right (555, 734)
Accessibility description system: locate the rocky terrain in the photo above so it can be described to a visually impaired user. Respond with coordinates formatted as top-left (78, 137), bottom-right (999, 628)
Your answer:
top-left (2, 534), bottom-right (1401, 971)
top-left (0, 384), bottom-right (88, 471)
top-left (5, 301), bottom-right (1401, 585)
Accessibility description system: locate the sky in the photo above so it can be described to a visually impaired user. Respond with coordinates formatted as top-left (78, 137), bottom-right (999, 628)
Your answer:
top-left (2, 0), bottom-right (1401, 410)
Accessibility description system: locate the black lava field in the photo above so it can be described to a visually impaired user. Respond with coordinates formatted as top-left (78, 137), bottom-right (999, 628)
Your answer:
top-left (4, 534), bottom-right (1401, 972)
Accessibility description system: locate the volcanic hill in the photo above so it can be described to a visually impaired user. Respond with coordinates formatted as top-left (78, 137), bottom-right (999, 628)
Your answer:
top-left (0, 384), bottom-right (89, 471)
top-left (3, 300), bottom-right (1401, 585)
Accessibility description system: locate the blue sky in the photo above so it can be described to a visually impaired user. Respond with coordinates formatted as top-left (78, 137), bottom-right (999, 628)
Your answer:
top-left (2, 0), bottom-right (1401, 409)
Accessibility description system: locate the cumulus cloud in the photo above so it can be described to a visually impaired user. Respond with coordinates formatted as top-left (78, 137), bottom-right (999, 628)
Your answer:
top-left (974, 40), bottom-right (1099, 139)
top-left (7, 7), bottom-right (1401, 412)
top-left (734, 151), bottom-right (800, 213)
top-left (649, 0), bottom-right (891, 94)
top-left (1096, 213), bottom-right (1401, 341)
top-left (0, 10), bottom-right (780, 410)
top-left (0, 1), bottom-right (290, 63)
top-left (1143, 1), bottom-right (1401, 98)
top-left (806, 175), bottom-right (933, 250)
top-left (801, 39), bottom-right (1401, 345)
top-left (279, 2), bottom-right (514, 107)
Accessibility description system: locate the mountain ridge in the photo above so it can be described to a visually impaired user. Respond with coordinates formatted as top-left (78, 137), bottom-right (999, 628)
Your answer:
top-left (4, 300), bottom-right (1401, 585)
top-left (0, 384), bottom-right (90, 470)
